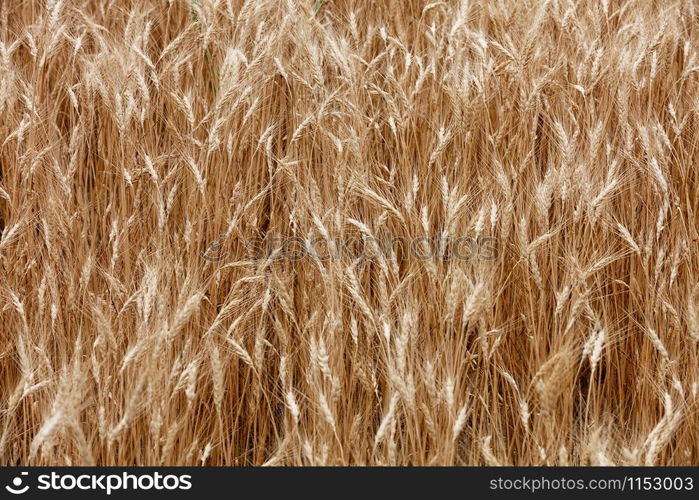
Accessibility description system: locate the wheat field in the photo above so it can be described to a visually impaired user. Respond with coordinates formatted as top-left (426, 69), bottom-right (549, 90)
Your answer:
top-left (0, 0), bottom-right (698, 466)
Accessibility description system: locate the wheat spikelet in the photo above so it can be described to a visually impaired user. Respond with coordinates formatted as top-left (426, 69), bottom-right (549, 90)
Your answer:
top-left (226, 338), bottom-right (253, 369)
top-left (481, 436), bottom-right (501, 466)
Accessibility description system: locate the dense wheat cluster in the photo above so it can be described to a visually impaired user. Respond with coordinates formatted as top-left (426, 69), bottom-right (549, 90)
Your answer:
top-left (1, 0), bottom-right (699, 466)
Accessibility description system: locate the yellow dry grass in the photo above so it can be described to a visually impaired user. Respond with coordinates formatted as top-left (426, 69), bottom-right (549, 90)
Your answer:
top-left (1, 0), bottom-right (698, 465)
